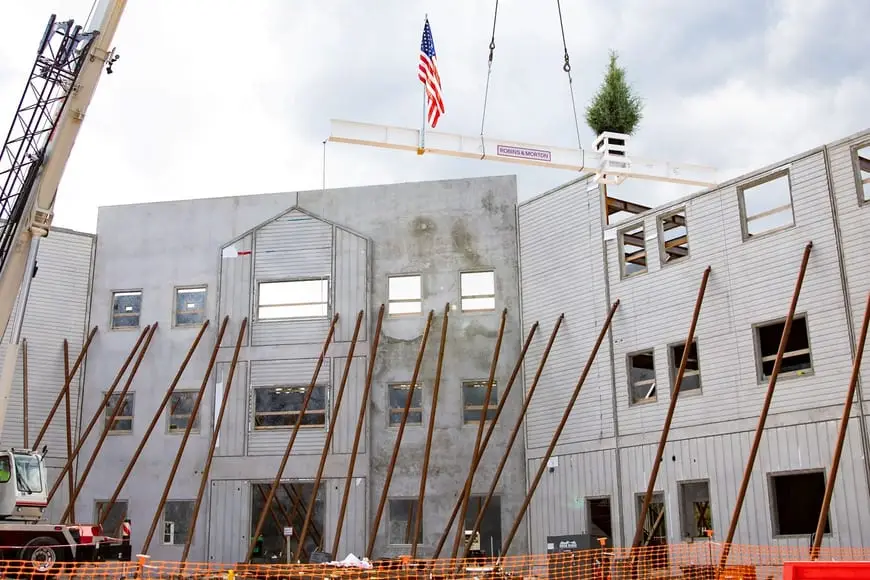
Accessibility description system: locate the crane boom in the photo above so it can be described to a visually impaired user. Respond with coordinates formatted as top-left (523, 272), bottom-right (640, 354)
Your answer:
top-left (0, 0), bottom-right (127, 439)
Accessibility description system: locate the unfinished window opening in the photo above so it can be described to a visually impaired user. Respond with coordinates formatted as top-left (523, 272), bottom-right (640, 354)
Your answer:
top-left (105, 393), bottom-right (134, 434)
top-left (636, 493), bottom-right (669, 551)
top-left (464, 495), bottom-right (502, 557)
top-left (770, 471), bottom-right (831, 536)
top-left (462, 380), bottom-right (498, 423)
top-left (388, 383), bottom-right (422, 426)
top-left (628, 350), bottom-right (656, 405)
top-left (669, 341), bottom-right (701, 394)
top-left (658, 209), bottom-right (688, 264)
top-left (257, 278), bottom-right (329, 320)
top-left (388, 498), bottom-right (422, 545)
top-left (739, 170), bottom-right (795, 239)
top-left (460, 271), bottom-right (496, 312)
top-left (619, 223), bottom-right (647, 277)
top-left (167, 391), bottom-right (200, 433)
top-left (174, 286), bottom-right (206, 326)
top-left (250, 481), bottom-right (324, 560)
top-left (388, 275), bottom-right (423, 315)
top-left (587, 497), bottom-right (613, 540)
top-left (754, 315), bottom-right (812, 380)
top-left (95, 500), bottom-right (128, 538)
top-left (252, 385), bottom-right (327, 429)
top-left (678, 481), bottom-right (712, 539)
top-left (856, 144), bottom-right (870, 203)
top-left (111, 290), bottom-right (142, 329)
top-left (162, 500), bottom-right (195, 546)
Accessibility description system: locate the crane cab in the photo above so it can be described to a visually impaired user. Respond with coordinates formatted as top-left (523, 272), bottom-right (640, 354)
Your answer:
top-left (0, 449), bottom-right (48, 521)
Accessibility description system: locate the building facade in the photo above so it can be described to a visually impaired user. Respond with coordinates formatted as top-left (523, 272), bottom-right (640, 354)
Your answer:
top-left (0, 128), bottom-right (867, 563)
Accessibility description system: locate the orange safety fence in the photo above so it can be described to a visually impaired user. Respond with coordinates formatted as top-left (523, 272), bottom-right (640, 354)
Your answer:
top-left (2, 543), bottom-right (870, 579)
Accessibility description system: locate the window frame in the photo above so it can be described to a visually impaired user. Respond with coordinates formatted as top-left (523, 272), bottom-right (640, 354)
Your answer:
top-left (459, 270), bottom-right (496, 312)
top-left (173, 285), bottom-right (207, 327)
top-left (677, 479), bottom-right (713, 540)
top-left (387, 274), bottom-right (423, 316)
top-left (461, 379), bottom-right (499, 424)
top-left (255, 277), bottom-right (331, 322)
top-left (95, 499), bottom-right (128, 538)
top-left (585, 496), bottom-right (613, 540)
top-left (166, 390), bottom-right (201, 434)
top-left (161, 499), bottom-right (196, 546)
top-left (752, 313), bottom-right (814, 383)
top-left (853, 142), bottom-right (870, 206)
top-left (386, 382), bottom-right (423, 427)
top-left (737, 167), bottom-right (795, 241)
top-left (387, 497), bottom-right (423, 546)
top-left (110, 289), bottom-right (143, 331)
top-left (667, 339), bottom-right (702, 395)
top-left (768, 469), bottom-right (832, 538)
top-left (105, 392), bottom-right (135, 435)
top-left (627, 348), bottom-right (657, 406)
top-left (618, 222), bottom-right (647, 278)
top-left (250, 384), bottom-right (328, 430)
top-left (657, 208), bottom-right (689, 266)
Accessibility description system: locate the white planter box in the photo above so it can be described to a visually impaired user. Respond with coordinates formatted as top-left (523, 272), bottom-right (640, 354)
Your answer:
top-left (594, 131), bottom-right (630, 185)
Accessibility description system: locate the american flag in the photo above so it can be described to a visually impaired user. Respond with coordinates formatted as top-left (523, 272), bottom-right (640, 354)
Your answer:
top-left (418, 18), bottom-right (445, 128)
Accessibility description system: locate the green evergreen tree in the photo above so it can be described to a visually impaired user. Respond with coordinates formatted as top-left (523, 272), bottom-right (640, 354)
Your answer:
top-left (585, 50), bottom-right (644, 136)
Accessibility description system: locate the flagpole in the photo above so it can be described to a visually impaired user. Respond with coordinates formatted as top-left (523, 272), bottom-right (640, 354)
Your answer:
top-left (418, 13), bottom-right (428, 155)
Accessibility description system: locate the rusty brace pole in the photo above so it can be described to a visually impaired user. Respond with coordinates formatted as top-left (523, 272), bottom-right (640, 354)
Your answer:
top-left (449, 307), bottom-right (507, 559)
top-left (61, 323), bottom-right (159, 522)
top-left (811, 291), bottom-right (870, 559)
top-left (246, 313), bottom-right (340, 562)
top-left (501, 301), bottom-right (620, 557)
top-left (63, 340), bottom-right (75, 523)
top-left (332, 305), bottom-right (385, 555)
top-left (433, 320), bottom-right (540, 558)
top-left (182, 318), bottom-right (248, 563)
top-left (22, 339), bottom-right (29, 448)
top-left (47, 325), bottom-right (151, 503)
top-left (366, 309), bottom-right (435, 559)
top-left (461, 314), bottom-right (564, 559)
top-left (411, 303), bottom-right (452, 558)
top-left (294, 310), bottom-right (365, 560)
top-left (717, 241), bottom-right (813, 575)
top-left (142, 316), bottom-right (230, 554)
top-left (631, 266), bottom-right (712, 552)
top-left (32, 325), bottom-right (98, 450)
top-left (99, 320), bottom-right (212, 526)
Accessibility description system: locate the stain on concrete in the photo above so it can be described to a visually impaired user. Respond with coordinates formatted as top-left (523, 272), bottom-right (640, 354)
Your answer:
top-left (450, 219), bottom-right (482, 267)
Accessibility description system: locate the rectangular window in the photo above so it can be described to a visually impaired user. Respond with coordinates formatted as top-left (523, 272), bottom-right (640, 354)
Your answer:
top-left (739, 170), bottom-right (795, 239)
top-left (856, 144), bottom-right (870, 203)
top-left (754, 315), bottom-right (812, 380)
top-left (174, 286), bottom-right (206, 326)
top-left (587, 497), bottom-right (613, 539)
top-left (257, 279), bottom-right (329, 320)
top-left (252, 385), bottom-right (327, 429)
top-left (167, 391), bottom-right (200, 433)
top-left (460, 271), bottom-right (496, 312)
top-left (628, 350), bottom-right (656, 405)
top-left (636, 493), bottom-right (668, 550)
top-left (162, 500), bottom-right (195, 545)
top-left (387, 383), bottom-right (422, 426)
top-left (388, 498), bottom-right (422, 545)
top-left (95, 500), bottom-right (128, 538)
top-left (106, 393), bottom-right (134, 434)
top-left (770, 471), bottom-right (831, 536)
top-left (111, 290), bottom-right (142, 329)
top-left (669, 341), bottom-right (701, 394)
top-left (462, 380), bottom-right (498, 423)
top-left (619, 223), bottom-right (647, 277)
top-left (679, 481), bottom-right (712, 539)
top-left (464, 495), bottom-right (502, 556)
top-left (658, 209), bottom-right (688, 264)
top-left (388, 275), bottom-right (423, 315)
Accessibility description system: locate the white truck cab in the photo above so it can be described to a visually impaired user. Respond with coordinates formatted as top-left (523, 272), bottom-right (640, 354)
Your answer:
top-left (0, 448), bottom-right (48, 521)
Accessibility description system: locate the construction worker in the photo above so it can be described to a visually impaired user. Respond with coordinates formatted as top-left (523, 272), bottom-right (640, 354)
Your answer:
top-left (0, 457), bottom-right (10, 483)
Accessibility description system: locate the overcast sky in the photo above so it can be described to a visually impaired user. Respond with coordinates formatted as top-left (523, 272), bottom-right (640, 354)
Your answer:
top-left (1, 0), bottom-right (867, 233)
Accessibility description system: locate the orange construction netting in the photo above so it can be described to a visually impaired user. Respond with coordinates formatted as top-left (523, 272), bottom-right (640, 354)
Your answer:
top-left (2, 543), bottom-right (870, 580)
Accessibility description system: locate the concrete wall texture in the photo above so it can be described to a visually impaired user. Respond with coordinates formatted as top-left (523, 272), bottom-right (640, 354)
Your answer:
top-left (0, 127), bottom-right (867, 562)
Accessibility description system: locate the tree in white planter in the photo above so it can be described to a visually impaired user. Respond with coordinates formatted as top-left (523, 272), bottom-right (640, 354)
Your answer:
top-left (585, 50), bottom-right (644, 138)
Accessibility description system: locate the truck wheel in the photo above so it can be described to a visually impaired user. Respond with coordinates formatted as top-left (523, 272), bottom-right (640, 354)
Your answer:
top-left (18, 536), bottom-right (63, 578)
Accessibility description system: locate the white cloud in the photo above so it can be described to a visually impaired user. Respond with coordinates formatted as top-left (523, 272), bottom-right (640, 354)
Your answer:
top-left (0, 0), bottom-right (866, 233)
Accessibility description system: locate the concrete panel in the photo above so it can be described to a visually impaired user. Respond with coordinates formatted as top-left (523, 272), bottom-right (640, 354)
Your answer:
top-left (218, 233), bottom-right (252, 348)
top-left (207, 479), bottom-right (251, 562)
top-left (333, 227), bottom-right (369, 343)
top-left (331, 356), bottom-right (367, 455)
top-left (214, 361), bottom-right (248, 457)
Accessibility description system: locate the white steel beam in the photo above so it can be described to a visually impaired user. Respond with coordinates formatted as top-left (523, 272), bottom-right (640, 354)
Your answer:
top-left (328, 119), bottom-right (720, 188)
